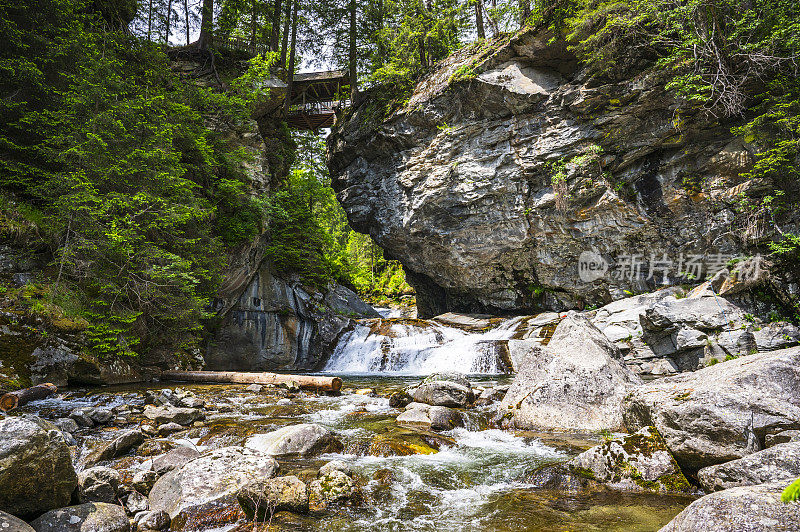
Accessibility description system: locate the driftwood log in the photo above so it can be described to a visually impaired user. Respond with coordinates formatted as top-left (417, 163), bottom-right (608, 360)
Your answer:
top-left (0, 383), bottom-right (58, 412)
top-left (160, 371), bottom-right (342, 392)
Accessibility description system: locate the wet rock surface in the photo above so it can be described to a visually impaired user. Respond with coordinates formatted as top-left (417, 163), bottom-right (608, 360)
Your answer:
top-left (623, 346), bottom-right (800, 471)
top-left (697, 442), bottom-right (800, 492)
top-left (500, 313), bottom-right (640, 431)
top-left (658, 481), bottom-right (800, 532)
top-left (237, 475), bottom-right (309, 519)
top-left (0, 511), bottom-right (35, 532)
top-left (30, 503), bottom-right (130, 532)
top-left (0, 416), bottom-right (78, 517)
top-left (244, 423), bottom-right (343, 457)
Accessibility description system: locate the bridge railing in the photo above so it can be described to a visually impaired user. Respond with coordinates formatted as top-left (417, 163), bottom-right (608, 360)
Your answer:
top-left (214, 34), bottom-right (270, 56)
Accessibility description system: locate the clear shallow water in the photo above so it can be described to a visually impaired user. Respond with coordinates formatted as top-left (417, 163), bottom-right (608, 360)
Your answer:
top-left (18, 376), bottom-right (694, 531)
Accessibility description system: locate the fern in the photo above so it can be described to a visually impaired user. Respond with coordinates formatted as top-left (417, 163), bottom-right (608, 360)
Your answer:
top-left (783, 477), bottom-right (800, 503)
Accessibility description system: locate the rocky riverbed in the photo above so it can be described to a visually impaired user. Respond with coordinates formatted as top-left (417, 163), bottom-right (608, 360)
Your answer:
top-left (1, 376), bottom-right (700, 531)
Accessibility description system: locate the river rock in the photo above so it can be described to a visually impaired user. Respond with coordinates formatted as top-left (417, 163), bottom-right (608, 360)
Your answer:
top-left (319, 460), bottom-right (352, 477)
top-left (396, 404), bottom-right (464, 431)
top-left (244, 423), bottom-right (343, 457)
top-left (237, 475), bottom-right (309, 519)
top-left (54, 417), bottom-right (79, 434)
top-left (142, 406), bottom-right (203, 426)
top-left (569, 427), bottom-right (691, 493)
top-left (658, 481), bottom-right (800, 531)
top-left (766, 430), bottom-right (800, 447)
top-left (156, 423), bottom-right (184, 436)
top-left (30, 503), bottom-right (130, 532)
top-left (500, 313), bottom-right (640, 431)
top-left (151, 446), bottom-right (201, 476)
top-left (132, 470), bottom-right (158, 495)
top-left (697, 442), bottom-right (800, 492)
top-left (0, 416), bottom-right (78, 516)
top-left (623, 346), bottom-right (800, 471)
top-left (0, 511), bottom-right (35, 532)
top-left (148, 447), bottom-right (278, 529)
top-left (308, 470), bottom-right (355, 508)
top-left (134, 510), bottom-right (169, 531)
top-left (78, 466), bottom-right (121, 504)
top-left (388, 391), bottom-right (413, 408)
top-left (411, 381), bottom-right (473, 408)
top-left (124, 491), bottom-right (148, 515)
top-left (84, 429), bottom-right (145, 466)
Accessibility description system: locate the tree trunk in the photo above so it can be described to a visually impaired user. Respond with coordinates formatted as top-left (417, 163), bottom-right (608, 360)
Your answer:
top-left (284, 0), bottom-right (298, 115)
top-left (0, 384), bottom-right (58, 412)
top-left (147, 0), bottom-right (153, 41)
top-left (184, 0), bottom-right (190, 45)
top-left (376, 0), bottom-right (386, 65)
top-left (280, 0), bottom-right (291, 66)
top-left (475, 0), bottom-right (485, 39)
top-left (519, 0), bottom-right (530, 28)
top-left (481, 0), bottom-right (499, 36)
top-left (165, 0), bottom-right (173, 44)
top-left (270, 0), bottom-right (283, 51)
top-left (160, 371), bottom-right (343, 392)
top-left (197, 0), bottom-right (214, 50)
top-left (250, 0), bottom-right (257, 49)
top-left (349, 0), bottom-right (358, 99)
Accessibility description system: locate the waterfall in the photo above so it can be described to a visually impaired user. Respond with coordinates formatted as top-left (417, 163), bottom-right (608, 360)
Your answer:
top-left (323, 315), bottom-right (538, 375)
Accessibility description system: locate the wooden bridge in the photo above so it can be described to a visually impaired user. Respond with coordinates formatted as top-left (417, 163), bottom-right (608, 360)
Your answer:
top-left (285, 70), bottom-right (349, 131)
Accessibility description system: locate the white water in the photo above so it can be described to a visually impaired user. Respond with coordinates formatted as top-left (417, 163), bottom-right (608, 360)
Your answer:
top-left (323, 316), bottom-right (528, 375)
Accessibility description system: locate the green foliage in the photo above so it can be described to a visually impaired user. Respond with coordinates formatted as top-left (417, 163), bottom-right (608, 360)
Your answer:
top-left (0, 0), bottom-right (270, 358)
top-left (783, 477), bottom-right (800, 503)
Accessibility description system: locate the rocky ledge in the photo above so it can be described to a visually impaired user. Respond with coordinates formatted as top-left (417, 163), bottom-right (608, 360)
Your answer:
top-left (328, 27), bottom-right (798, 317)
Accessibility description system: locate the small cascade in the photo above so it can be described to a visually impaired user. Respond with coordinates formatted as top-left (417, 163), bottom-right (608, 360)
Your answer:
top-left (323, 314), bottom-right (557, 375)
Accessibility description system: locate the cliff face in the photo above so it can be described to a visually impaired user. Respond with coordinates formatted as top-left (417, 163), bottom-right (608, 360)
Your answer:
top-left (328, 28), bottom-right (791, 317)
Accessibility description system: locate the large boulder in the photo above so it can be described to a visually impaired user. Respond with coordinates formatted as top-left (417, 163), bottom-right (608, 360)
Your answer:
top-left (0, 511), bottom-right (35, 532)
top-left (623, 347), bottom-right (800, 471)
top-left (411, 380), bottom-right (474, 408)
top-left (499, 313), bottom-right (640, 431)
top-left (697, 442), bottom-right (800, 492)
top-left (0, 416), bottom-right (78, 517)
top-left (151, 446), bottom-right (201, 476)
top-left (658, 481), bottom-right (800, 532)
top-left (77, 467), bottom-right (121, 504)
top-left (396, 403), bottom-right (464, 431)
top-left (244, 424), bottom-right (343, 457)
top-left (84, 429), bottom-right (144, 466)
top-left (237, 475), bottom-right (309, 519)
top-left (148, 447), bottom-right (278, 530)
top-left (142, 406), bottom-right (203, 426)
top-left (308, 470), bottom-right (356, 509)
top-left (569, 427), bottom-right (691, 493)
top-left (30, 503), bottom-right (130, 532)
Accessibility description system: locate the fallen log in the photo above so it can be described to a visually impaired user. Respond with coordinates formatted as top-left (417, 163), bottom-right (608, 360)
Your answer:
top-left (0, 383), bottom-right (58, 412)
top-left (160, 371), bottom-right (342, 392)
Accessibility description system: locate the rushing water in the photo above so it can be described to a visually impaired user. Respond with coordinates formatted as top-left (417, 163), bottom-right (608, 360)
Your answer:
top-left (19, 375), bottom-right (694, 531)
top-left (324, 316), bottom-right (534, 375)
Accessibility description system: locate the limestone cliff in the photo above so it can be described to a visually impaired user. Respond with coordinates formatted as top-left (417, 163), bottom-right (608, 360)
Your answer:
top-left (328, 28), bottom-right (798, 317)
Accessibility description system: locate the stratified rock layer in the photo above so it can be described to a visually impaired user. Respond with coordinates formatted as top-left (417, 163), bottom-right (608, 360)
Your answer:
top-left (328, 27), bottom-right (796, 317)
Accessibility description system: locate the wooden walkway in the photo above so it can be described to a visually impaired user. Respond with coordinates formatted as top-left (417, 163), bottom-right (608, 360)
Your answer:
top-left (286, 70), bottom-right (350, 131)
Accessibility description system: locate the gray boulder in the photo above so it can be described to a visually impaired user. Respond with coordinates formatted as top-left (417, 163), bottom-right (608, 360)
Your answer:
top-left (77, 467), bottom-right (121, 504)
top-left (123, 491), bottom-right (148, 515)
top-left (54, 418), bottom-right (79, 434)
top-left (134, 510), bottom-right (169, 531)
top-left (30, 503), bottom-right (130, 532)
top-left (151, 446), bottom-right (201, 476)
top-left (623, 346), bottom-right (800, 471)
top-left (319, 460), bottom-right (352, 478)
top-left (411, 381), bottom-right (473, 408)
top-left (308, 470), bottom-right (355, 508)
top-left (237, 475), bottom-right (309, 519)
top-left (142, 406), bottom-right (203, 426)
top-left (148, 447), bottom-right (278, 529)
top-left (766, 430), bottom-right (800, 447)
top-left (131, 470), bottom-right (157, 495)
top-left (395, 403), bottom-right (464, 431)
top-left (569, 427), bottom-right (691, 493)
top-left (84, 430), bottom-right (144, 466)
top-left (244, 424), bottom-right (343, 457)
top-left (697, 442), bottom-right (800, 492)
top-left (0, 511), bottom-right (35, 532)
top-left (0, 416), bottom-right (78, 516)
top-left (500, 313), bottom-right (640, 431)
top-left (658, 481), bottom-right (800, 532)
